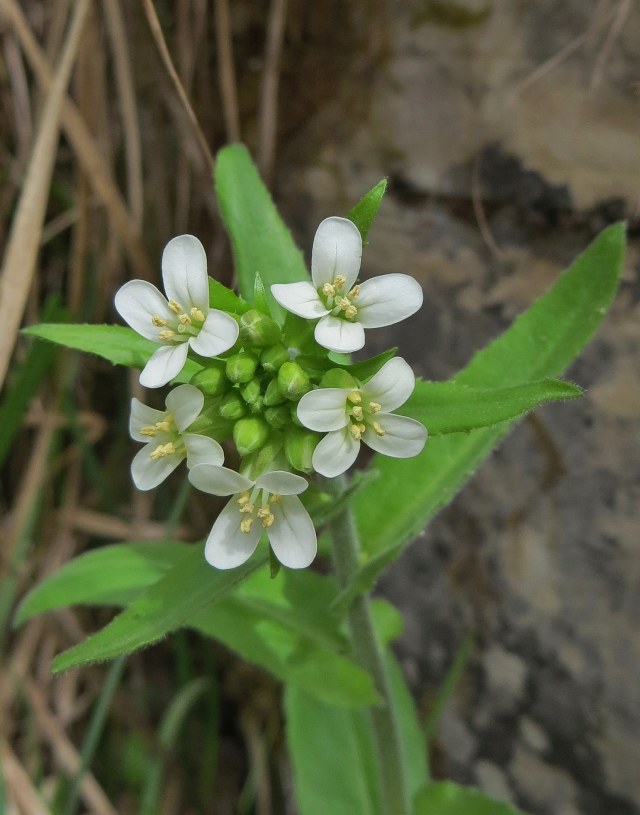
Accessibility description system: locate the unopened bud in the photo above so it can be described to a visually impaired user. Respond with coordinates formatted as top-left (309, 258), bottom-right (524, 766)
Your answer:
top-left (240, 377), bottom-right (262, 406)
top-left (264, 404), bottom-right (291, 429)
top-left (219, 391), bottom-right (246, 421)
top-left (263, 378), bottom-right (286, 407)
top-left (260, 344), bottom-right (290, 373)
top-left (239, 308), bottom-right (282, 347)
top-left (233, 417), bottom-right (270, 457)
top-left (285, 428), bottom-right (320, 473)
top-left (190, 363), bottom-right (228, 397)
top-left (320, 368), bottom-right (359, 389)
top-left (186, 402), bottom-right (232, 440)
top-left (278, 361), bottom-right (311, 401)
top-left (226, 352), bottom-right (258, 384)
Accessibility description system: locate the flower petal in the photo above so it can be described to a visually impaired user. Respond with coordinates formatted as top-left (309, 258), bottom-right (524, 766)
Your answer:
top-left (204, 498), bottom-right (262, 569)
top-left (362, 357), bottom-right (416, 412)
top-left (189, 464), bottom-right (252, 496)
top-left (131, 443), bottom-right (182, 490)
top-left (311, 217), bottom-right (362, 290)
top-left (271, 282), bottom-right (329, 319)
top-left (162, 234), bottom-right (208, 309)
top-left (362, 413), bottom-right (427, 458)
top-left (114, 280), bottom-right (172, 341)
top-left (166, 384), bottom-right (204, 431)
top-left (257, 470), bottom-right (308, 496)
top-left (297, 388), bottom-right (349, 432)
top-left (183, 434), bottom-right (225, 468)
top-left (129, 398), bottom-right (166, 441)
top-left (314, 315), bottom-right (365, 353)
top-left (139, 343), bottom-right (189, 388)
top-left (189, 309), bottom-right (239, 357)
top-left (268, 495), bottom-right (317, 569)
top-left (311, 427), bottom-right (359, 477)
top-left (355, 274), bottom-right (423, 328)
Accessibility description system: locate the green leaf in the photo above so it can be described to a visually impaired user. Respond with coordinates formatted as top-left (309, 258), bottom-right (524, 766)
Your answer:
top-left (353, 223), bottom-right (626, 588)
top-left (253, 271), bottom-right (270, 314)
top-left (22, 324), bottom-right (203, 381)
top-left (402, 378), bottom-right (581, 435)
top-left (413, 782), bottom-right (525, 815)
top-left (215, 144), bottom-right (310, 321)
top-left (208, 277), bottom-right (250, 315)
top-left (51, 548), bottom-right (267, 673)
top-left (15, 542), bottom-right (190, 625)
top-left (342, 348), bottom-right (398, 382)
top-left (348, 179), bottom-right (387, 242)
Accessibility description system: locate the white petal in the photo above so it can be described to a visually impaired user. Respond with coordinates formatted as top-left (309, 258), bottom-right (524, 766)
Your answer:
top-left (114, 280), bottom-right (172, 341)
top-left (296, 388), bottom-right (349, 432)
top-left (362, 357), bottom-right (415, 412)
top-left (129, 398), bottom-right (166, 441)
top-left (139, 343), bottom-right (189, 388)
top-left (131, 443), bottom-right (182, 490)
top-left (183, 434), bottom-right (225, 468)
top-left (189, 464), bottom-right (253, 496)
top-left (270, 282), bottom-right (329, 320)
top-left (311, 427), bottom-right (360, 478)
top-left (355, 274), bottom-right (423, 328)
top-left (189, 309), bottom-right (239, 357)
top-left (257, 470), bottom-right (308, 496)
top-left (162, 234), bottom-right (209, 309)
top-left (314, 315), bottom-right (365, 353)
top-left (311, 217), bottom-right (362, 290)
top-left (268, 495), bottom-right (317, 569)
top-left (166, 384), bottom-right (204, 431)
top-left (363, 413), bottom-right (427, 458)
top-left (204, 498), bottom-right (262, 569)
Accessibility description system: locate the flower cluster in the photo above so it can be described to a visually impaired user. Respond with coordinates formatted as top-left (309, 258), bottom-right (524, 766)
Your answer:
top-left (116, 217), bottom-right (427, 570)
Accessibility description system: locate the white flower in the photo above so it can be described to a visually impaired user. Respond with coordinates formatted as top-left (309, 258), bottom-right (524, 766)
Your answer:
top-left (296, 357), bottom-right (427, 477)
top-left (130, 384), bottom-right (224, 490)
top-left (188, 466), bottom-right (317, 570)
top-left (271, 216), bottom-right (423, 353)
top-left (115, 235), bottom-right (239, 388)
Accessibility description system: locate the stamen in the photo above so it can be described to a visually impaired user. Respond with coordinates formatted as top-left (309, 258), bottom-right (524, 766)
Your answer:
top-left (240, 503), bottom-right (254, 514)
top-left (240, 518), bottom-right (254, 534)
top-left (351, 405), bottom-right (363, 421)
top-left (237, 491), bottom-right (250, 505)
top-left (372, 421), bottom-right (385, 437)
top-left (271, 494), bottom-right (281, 504)
top-left (168, 300), bottom-right (183, 314)
top-left (178, 313), bottom-right (192, 325)
top-left (337, 297), bottom-right (351, 310)
top-left (151, 315), bottom-right (168, 327)
top-left (348, 284), bottom-right (360, 299)
top-left (334, 275), bottom-right (347, 291)
top-left (155, 420), bottom-right (172, 432)
top-left (369, 402), bottom-right (381, 413)
top-left (150, 442), bottom-right (172, 460)
top-left (190, 307), bottom-right (205, 322)
top-left (258, 506), bottom-right (275, 528)
top-left (344, 305), bottom-right (357, 319)
top-left (350, 424), bottom-right (363, 441)
top-left (322, 283), bottom-right (336, 297)
top-left (159, 329), bottom-right (175, 341)
top-left (347, 391), bottom-right (362, 405)
top-left (140, 425), bottom-right (157, 437)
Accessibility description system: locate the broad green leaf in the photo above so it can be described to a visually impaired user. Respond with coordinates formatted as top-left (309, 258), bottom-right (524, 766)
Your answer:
top-left (348, 179), bottom-right (387, 241)
top-left (208, 277), bottom-right (249, 315)
top-left (51, 548), bottom-right (267, 673)
top-left (215, 144), bottom-right (310, 320)
top-left (414, 782), bottom-right (525, 815)
top-left (15, 542), bottom-right (190, 625)
top-left (402, 378), bottom-right (581, 435)
top-left (22, 324), bottom-right (203, 381)
top-left (353, 223), bottom-right (625, 587)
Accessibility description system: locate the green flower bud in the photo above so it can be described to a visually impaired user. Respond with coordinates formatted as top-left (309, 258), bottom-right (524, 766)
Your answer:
top-left (246, 434), bottom-right (284, 476)
top-left (320, 367), bottom-right (359, 389)
top-left (290, 404), bottom-right (304, 427)
top-left (239, 308), bottom-right (282, 347)
top-left (248, 395), bottom-right (265, 414)
top-left (278, 361), bottom-right (311, 401)
top-left (260, 344), bottom-right (290, 373)
top-left (285, 428), bottom-right (320, 473)
top-left (186, 402), bottom-right (232, 441)
top-left (233, 417), bottom-right (270, 457)
top-left (226, 352), bottom-right (258, 384)
top-left (190, 363), bottom-right (229, 397)
top-left (263, 378), bottom-right (286, 407)
top-left (264, 404), bottom-right (291, 429)
top-left (219, 390), bottom-right (246, 421)
top-left (240, 377), bottom-right (262, 406)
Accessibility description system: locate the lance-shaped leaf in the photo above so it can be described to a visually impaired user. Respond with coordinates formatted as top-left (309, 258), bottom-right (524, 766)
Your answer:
top-left (413, 782), bottom-right (526, 815)
top-left (348, 178), bottom-right (387, 242)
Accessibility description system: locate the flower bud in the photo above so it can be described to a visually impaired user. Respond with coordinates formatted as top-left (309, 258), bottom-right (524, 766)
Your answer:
top-left (278, 361), bottom-right (311, 401)
top-left (186, 402), bottom-right (232, 441)
top-left (219, 391), bottom-right (246, 420)
top-left (240, 377), bottom-right (262, 407)
top-left (263, 378), bottom-right (286, 407)
top-left (246, 435), bottom-right (284, 476)
top-left (264, 404), bottom-right (291, 429)
top-left (233, 417), bottom-right (270, 457)
top-left (239, 308), bottom-right (282, 347)
top-left (320, 368), bottom-right (359, 390)
top-left (226, 352), bottom-right (258, 384)
top-left (190, 363), bottom-right (229, 397)
top-left (260, 344), bottom-right (290, 373)
top-left (285, 428), bottom-right (319, 473)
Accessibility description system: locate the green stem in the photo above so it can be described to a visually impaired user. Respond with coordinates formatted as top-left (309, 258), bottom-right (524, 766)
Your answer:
top-left (325, 475), bottom-right (410, 815)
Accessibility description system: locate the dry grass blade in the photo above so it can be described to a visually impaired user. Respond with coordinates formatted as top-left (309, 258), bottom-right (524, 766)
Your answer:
top-left (1, 740), bottom-right (53, 815)
top-left (214, 0), bottom-right (241, 142)
top-left (258, 0), bottom-right (288, 183)
top-left (2, 0), bottom-right (153, 282)
top-left (590, 0), bottom-right (632, 89)
top-left (0, 0), bottom-right (91, 388)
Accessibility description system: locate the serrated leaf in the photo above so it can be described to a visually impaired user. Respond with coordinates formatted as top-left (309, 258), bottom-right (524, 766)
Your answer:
top-left (413, 782), bottom-right (526, 815)
top-left (348, 179), bottom-right (387, 242)
top-left (208, 277), bottom-right (250, 315)
top-left (215, 144), bottom-right (310, 321)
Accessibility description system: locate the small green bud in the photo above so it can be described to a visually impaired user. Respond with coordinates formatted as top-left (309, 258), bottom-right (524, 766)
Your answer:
top-left (190, 363), bottom-right (228, 397)
top-left (233, 417), bottom-right (270, 457)
top-left (260, 344), bottom-right (290, 373)
top-left (219, 390), bottom-right (246, 421)
top-left (239, 308), bottom-right (282, 347)
top-left (226, 352), bottom-right (258, 384)
top-left (246, 435), bottom-right (284, 476)
top-left (285, 428), bottom-right (320, 473)
top-left (248, 396), bottom-right (265, 414)
top-left (278, 361), bottom-right (311, 401)
top-left (320, 368), bottom-right (359, 389)
top-left (186, 402), bottom-right (232, 441)
top-left (290, 404), bottom-right (304, 427)
top-left (240, 377), bottom-right (262, 406)
top-left (264, 404), bottom-right (291, 429)
top-left (263, 378), bottom-right (286, 407)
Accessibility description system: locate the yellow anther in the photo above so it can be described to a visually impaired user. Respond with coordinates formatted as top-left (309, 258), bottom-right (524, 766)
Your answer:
top-left (348, 285), bottom-right (360, 299)
top-left (150, 442), bottom-right (173, 460)
top-left (257, 505), bottom-right (271, 518)
top-left (322, 282), bottom-right (336, 297)
top-left (240, 503), bottom-right (254, 514)
top-left (237, 492), bottom-right (250, 505)
top-left (372, 421), bottom-right (385, 437)
top-left (369, 402), bottom-right (381, 413)
top-left (258, 507), bottom-right (275, 528)
top-left (337, 297), bottom-right (351, 310)
top-left (351, 405), bottom-right (363, 421)
top-left (140, 425), bottom-right (157, 437)
top-left (155, 420), bottom-right (172, 432)
top-left (190, 307), bottom-right (205, 322)
top-left (344, 305), bottom-right (358, 319)
top-left (151, 315), bottom-right (168, 327)
top-left (168, 300), bottom-right (182, 314)
top-left (347, 391), bottom-right (362, 405)
top-left (159, 329), bottom-right (175, 341)
top-left (178, 313), bottom-right (192, 325)
top-left (350, 424), bottom-right (363, 441)
top-left (240, 517), bottom-right (254, 534)
top-left (271, 494), bottom-right (281, 504)
top-left (334, 275), bottom-right (347, 291)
